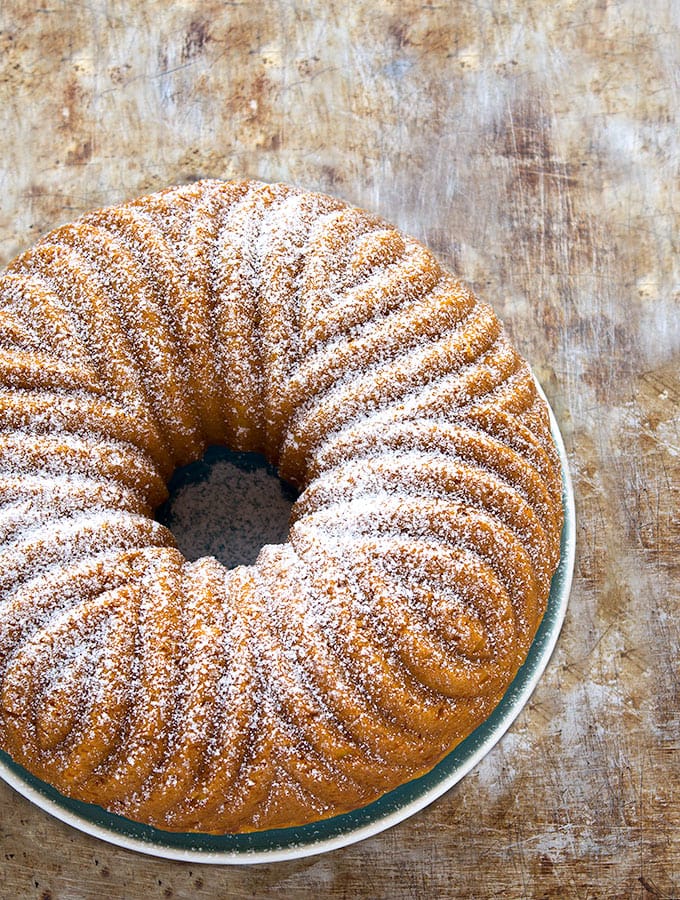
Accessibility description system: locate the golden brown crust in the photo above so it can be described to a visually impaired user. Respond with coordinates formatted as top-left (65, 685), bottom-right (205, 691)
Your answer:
top-left (0, 179), bottom-right (563, 833)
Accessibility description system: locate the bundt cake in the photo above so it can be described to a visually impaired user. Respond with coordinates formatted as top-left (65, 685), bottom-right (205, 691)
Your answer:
top-left (0, 179), bottom-right (563, 833)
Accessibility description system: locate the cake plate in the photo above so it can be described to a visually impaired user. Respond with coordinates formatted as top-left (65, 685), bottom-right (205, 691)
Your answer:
top-left (0, 385), bottom-right (575, 863)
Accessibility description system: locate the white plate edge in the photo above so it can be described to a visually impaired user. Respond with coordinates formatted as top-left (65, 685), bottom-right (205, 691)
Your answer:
top-left (0, 387), bottom-right (576, 865)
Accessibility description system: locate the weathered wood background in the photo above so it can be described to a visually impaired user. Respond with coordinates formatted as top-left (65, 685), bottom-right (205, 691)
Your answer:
top-left (0, 1), bottom-right (678, 897)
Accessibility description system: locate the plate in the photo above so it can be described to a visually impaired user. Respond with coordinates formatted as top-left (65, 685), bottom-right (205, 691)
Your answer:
top-left (0, 389), bottom-right (575, 863)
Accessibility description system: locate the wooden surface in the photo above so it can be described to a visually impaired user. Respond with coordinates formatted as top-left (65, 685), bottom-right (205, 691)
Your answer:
top-left (0, 1), bottom-right (678, 897)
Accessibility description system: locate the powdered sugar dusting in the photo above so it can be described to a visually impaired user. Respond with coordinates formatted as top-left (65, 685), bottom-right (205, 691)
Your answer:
top-left (0, 179), bottom-right (562, 833)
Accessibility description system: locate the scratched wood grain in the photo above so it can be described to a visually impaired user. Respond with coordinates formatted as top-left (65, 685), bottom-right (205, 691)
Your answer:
top-left (0, 1), bottom-right (678, 897)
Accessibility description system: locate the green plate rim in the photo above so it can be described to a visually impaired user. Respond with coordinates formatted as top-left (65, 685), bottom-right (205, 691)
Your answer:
top-left (0, 387), bottom-right (575, 864)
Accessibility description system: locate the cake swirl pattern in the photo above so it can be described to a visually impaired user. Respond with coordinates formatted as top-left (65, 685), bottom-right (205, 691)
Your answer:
top-left (0, 179), bottom-right (562, 833)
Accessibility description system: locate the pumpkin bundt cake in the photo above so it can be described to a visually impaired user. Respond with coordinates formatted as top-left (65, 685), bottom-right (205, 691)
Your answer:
top-left (0, 180), bottom-right (563, 833)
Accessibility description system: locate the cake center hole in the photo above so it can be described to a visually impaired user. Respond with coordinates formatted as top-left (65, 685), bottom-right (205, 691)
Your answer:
top-left (155, 447), bottom-right (298, 568)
